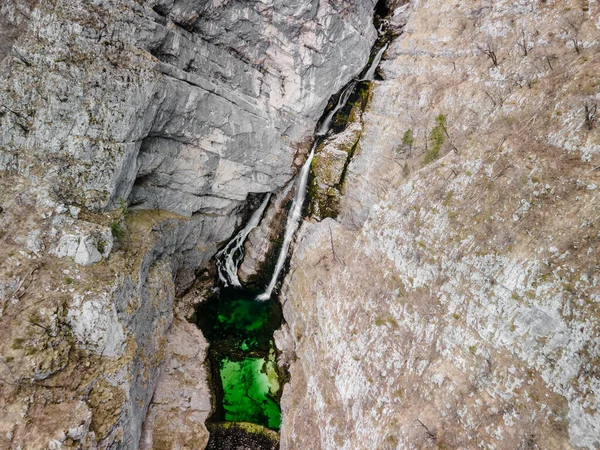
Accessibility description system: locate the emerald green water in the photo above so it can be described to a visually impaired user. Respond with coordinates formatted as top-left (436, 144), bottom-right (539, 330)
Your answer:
top-left (196, 288), bottom-right (283, 430)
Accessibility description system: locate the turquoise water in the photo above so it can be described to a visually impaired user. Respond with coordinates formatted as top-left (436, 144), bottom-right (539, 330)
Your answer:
top-left (196, 288), bottom-right (283, 429)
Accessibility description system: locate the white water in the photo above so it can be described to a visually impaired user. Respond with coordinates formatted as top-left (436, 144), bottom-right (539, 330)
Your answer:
top-left (316, 81), bottom-right (356, 136)
top-left (256, 142), bottom-right (317, 300)
top-left (360, 41), bottom-right (388, 81)
top-left (216, 193), bottom-right (271, 287)
top-left (217, 39), bottom-right (389, 297)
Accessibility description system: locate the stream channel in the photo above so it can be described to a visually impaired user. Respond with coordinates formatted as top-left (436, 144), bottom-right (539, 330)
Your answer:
top-left (195, 13), bottom-right (392, 447)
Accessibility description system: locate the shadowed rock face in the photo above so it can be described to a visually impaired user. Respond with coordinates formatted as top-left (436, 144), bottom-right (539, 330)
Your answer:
top-left (0, 0), bottom-right (376, 449)
top-left (0, 0), bottom-right (376, 217)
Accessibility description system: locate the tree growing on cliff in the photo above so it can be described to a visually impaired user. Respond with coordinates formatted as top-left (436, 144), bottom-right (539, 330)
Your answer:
top-left (516, 29), bottom-right (533, 57)
top-left (476, 41), bottom-right (499, 67)
top-left (110, 196), bottom-right (129, 244)
top-left (395, 128), bottom-right (414, 158)
top-left (562, 18), bottom-right (583, 54)
top-left (402, 129), bottom-right (414, 152)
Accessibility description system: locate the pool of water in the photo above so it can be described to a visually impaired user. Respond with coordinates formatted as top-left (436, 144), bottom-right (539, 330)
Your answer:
top-left (196, 287), bottom-right (283, 430)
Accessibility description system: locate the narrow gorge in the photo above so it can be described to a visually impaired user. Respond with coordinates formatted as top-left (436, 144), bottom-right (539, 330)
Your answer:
top-left (195, 29), bottom-right (392, 446)
top-left (1, 0), bottom-right (599, 449)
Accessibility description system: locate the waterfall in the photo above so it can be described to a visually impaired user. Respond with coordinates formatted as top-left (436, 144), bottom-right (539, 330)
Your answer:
top-left (316, 81), bottom-right (357, 136)
top-left (216, 193), bottom-right (272, 287)
top-left (217, 38), bottom-right (390, 298)
top-left (360, 41), bottom-right (388, 81)
top-left (256, 142), bottom-right (317, 301)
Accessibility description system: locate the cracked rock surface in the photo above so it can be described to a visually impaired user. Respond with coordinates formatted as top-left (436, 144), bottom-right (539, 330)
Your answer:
top-left (0, 0), bottom-right (376, 448)
top-left (280, 1), bottom-right (600, 449)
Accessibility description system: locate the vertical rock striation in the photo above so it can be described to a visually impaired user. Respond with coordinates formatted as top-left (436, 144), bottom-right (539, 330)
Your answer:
top-left (281, 1), bottom-right (600, 448)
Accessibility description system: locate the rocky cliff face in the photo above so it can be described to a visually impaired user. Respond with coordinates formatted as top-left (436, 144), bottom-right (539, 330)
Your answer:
top-left (280, 1), bottom-right (600, 448)
top-left (3, 0), bottom-right (600, 448)
top-left (0, 0), bottom-right (376, 448)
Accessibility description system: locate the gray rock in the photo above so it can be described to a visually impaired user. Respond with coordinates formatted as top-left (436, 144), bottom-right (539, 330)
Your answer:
top-left (68, 293), bottom-right (127, 358)
top-left (52, 222), bottom-right (113, 266)
top-left (0, 0), bottom-right (379, 448)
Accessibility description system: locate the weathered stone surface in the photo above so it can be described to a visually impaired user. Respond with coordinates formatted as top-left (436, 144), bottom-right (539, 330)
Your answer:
top-left (309, 99), bottom-right (365, 220)
top-left (53, 222), bottom-right (114, 266)
top-left (0, 0), bottom-right (376, 216)
top-left (139, 315), bottom-right (211, 450)
top-left (281, 1), bottom-right (600, 449)
top-left (239, 180), bottom-right (295, 284)
top-left (68, 292), bottom-right (126, 358)
top-left (0, 0), bottom-right (378, 448)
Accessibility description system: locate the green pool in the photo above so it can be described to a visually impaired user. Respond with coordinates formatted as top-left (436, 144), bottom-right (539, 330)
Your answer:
top-left (196, 288), bottom-right (283, 430)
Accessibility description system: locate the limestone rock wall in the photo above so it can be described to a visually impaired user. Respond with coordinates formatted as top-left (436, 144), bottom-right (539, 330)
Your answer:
top-left (281, 1), bottom-right (600, 448)
top-left (0, 0), bottom-right (377, 448)
top-left (0, 0), bottom-right (376, 216)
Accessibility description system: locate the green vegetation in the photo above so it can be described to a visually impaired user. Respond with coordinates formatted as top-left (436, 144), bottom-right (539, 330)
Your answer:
top-left (402, 128), bottom-right (414, 150)
top-left (110, 221), bottom-right (124, 240)
top-left (110, 195), bottom-right (129, 241)
top-left (396, 128), bottom-right (414, 159)
top-left (117, 195), bottom-right (128, 218)
top-left (424, 114), bottom-right (447, 165)
top-left (12, 338), bottom-right (25, 350)
top-left (64, 277), bottom-right (73, 285)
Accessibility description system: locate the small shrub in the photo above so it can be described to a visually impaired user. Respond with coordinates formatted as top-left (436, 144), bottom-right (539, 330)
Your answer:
top-left (401, 128), bottom-right (414, 150)
top-left (110, 196), bottom-right (129, 244)
top-left (402, 128), bottom-right (415, 151)
top-left (110, 221), bottom-right (124, 240)
top-left (64, 277), bottom-right (73, 285)
top-left (396, 128), bottom-right (415, 158)
top-left (424, 114), bottom-right (447, 165)
top-left (117, 196), bottom-right (129, 219)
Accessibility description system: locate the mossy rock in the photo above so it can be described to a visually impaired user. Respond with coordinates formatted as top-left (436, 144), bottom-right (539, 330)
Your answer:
top-left (206, 422), bottom-right (279, 450)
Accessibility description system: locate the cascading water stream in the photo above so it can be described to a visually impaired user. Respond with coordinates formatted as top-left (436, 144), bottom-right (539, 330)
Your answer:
top-left (360, 41), bottom-right (388, 81)
top-left (256, 142), bottom-right (317, 300)
top-left (198, 23), bottom-right (391, 444)
top-left (316, 40), bottom-right (388, 136)
top-left (216, 193), bottom-right (272, 287)
top-left (316, 81), bottom-right (357, 136)
top-left (256, 40), bottom-right (390, 300)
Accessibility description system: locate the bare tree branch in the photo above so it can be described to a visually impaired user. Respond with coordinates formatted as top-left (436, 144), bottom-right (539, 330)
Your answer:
top-left (476, 42), bottom-right (499, 67)
top-left (585, 102), bottom-right (597, 130)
